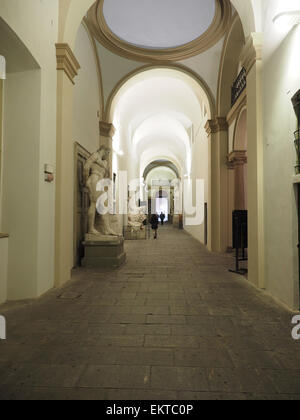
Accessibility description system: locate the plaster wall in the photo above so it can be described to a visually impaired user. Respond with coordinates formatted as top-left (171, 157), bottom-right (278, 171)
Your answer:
top-left (0, 0), bottom-right (58, 299)
top-left (0, 237), bottom-right (8, 304)
top-left (2, 70), bottom-right (41, 299)
top-left (73, 23), bottom-right (101, 153)
top-left (263, 25), bottom-right (300, 309)
top-left (184, 125), bottom-right (209, 244)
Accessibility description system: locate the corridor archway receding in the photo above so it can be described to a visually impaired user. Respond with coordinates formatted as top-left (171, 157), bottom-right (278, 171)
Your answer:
top-left (108, 66), bottom-right (212, 247)
top-left (55, 0), bottom-right (261, 289)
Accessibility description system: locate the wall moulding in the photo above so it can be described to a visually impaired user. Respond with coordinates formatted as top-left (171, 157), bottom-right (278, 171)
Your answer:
top-left (86, 0), bottom-right (232, 63)
top-left (56, 43), bottom-right (81, 84)
top-left (99, 121), bottom-right (115, 138)
top-left (205, 117), bottom-right (228, 136)
top-left (228, 150), bottom-right (247, 166)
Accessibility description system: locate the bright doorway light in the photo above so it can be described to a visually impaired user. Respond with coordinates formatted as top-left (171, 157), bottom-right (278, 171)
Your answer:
top-left (156, 198), bottom-right (169, 222)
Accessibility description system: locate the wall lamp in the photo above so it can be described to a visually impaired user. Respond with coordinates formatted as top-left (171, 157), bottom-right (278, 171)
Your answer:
top-left (273, 11), bottom-right (300, 32)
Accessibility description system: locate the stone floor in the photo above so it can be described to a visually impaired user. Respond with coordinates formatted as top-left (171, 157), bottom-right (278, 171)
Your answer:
top-left (0, 225), bottom-right (300, 400)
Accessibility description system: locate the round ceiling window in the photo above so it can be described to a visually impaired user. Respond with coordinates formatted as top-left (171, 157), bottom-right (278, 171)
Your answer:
top-left (87, 0), bottom-right (231, 62)
top-left (103, 0), bottom-right (216, 50)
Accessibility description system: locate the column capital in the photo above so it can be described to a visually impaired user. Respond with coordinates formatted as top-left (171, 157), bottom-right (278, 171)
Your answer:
top-left (56, 43), bottom-right (80, 84)
top-left (99, 121), bottom-right (115, 138)
top-left (226, 160), bottom-right (235, 170)
top-left (228, 150), bottom-right (247, 167)
top-left (240, 33), bottom-right (263, 74)
top-left (205, 117), bottom-right (228, 136)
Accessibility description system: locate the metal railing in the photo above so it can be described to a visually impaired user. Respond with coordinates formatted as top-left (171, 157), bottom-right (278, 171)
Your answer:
top-left (231, 67), bottom-right (247, 107)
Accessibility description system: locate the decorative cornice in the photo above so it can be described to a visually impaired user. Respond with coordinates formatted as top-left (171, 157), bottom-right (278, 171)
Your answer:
top-left (205, 117), bottom-right (228, 136)
top-left (228, 150), bottom-right (247, 166)
top-left (99, 121), bottom-right (115, 138)
top-left (240, 33), bottom-right (263, 75)
top-left (56, 43), bottom-right (80, 84)
top-left (87, 0), bottom-right (232, 63)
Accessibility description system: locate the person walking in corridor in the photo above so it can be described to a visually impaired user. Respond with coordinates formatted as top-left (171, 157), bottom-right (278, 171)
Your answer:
top-left (150, 214), bottom-right (159, 239)
top-left (160, 212), bottom-right (166, 226)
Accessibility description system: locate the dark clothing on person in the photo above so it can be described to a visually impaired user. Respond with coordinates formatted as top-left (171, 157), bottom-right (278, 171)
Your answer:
top-left (160, 213), bottom-right (166, 225)
top-left (150, 214), bottom-right (159, 230)
top-left (150, 214), bottom-right (159, 239)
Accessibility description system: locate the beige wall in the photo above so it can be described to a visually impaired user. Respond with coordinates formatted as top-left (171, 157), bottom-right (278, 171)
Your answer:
top-left (73, 23), bottom-right (101, 152)
top-left (0, 236), bottom-right (8, 304)
top-left (184, 125), bottom-right (209, 244)
top-left (263, 26), bottom-right (300, 309)
top-left (2, 70), bottom-right (41, 299)
top-left (0, 0), bottom-right (58, 300)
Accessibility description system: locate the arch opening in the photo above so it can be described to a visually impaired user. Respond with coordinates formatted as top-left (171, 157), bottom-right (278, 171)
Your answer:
top-left (109, 66), bottom-right (212, 244)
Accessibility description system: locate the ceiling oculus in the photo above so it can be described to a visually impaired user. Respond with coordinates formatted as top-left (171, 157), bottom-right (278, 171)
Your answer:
top-left (87, 0), bottom-right (232, 62)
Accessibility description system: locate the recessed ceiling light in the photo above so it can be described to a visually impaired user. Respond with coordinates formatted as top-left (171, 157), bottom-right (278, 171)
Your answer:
top-left (273, 11), bottom-right (300, 33)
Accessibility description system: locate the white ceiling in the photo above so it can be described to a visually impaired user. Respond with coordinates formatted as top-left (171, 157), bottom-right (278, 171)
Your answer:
top-left (103, 0), bottom-right (216, 49)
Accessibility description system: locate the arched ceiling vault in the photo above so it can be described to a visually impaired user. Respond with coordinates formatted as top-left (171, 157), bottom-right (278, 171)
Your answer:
top-left (143, 161), bottom-right (180, 180)
top-left (111, 67), bottom-right (208, 177)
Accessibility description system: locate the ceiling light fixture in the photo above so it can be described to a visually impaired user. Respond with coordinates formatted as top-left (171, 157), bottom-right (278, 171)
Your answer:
top-left (273, 11), bottom-right (300, 32)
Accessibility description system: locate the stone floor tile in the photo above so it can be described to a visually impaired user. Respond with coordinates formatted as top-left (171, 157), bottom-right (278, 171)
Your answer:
top-left (116, 348), bottom-right (174, 366)
top-left (146, 315), bottom-right (186, 325)
top-left (77, 365), bottom-right (151, 389)
top-left (151, 367), bottom-right (209, 391)
top-left (174, 348), bottom-right (234, 368)
top-left (0, 225), bottom-right (298, 400)
top-left (145, 335), bottom-right (199, 349)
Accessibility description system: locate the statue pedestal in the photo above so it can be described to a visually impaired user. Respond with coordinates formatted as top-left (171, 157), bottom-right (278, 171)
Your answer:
top-left (82, 235), bottom-right (126, 268)
top-left (124, 226), bottom-right (147, 240)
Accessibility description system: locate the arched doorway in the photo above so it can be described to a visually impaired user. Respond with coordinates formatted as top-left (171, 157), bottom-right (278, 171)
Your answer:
top-left (105, 66), bottom-right (213, 247)
top-left (143, 160), bottom-right (180, 224)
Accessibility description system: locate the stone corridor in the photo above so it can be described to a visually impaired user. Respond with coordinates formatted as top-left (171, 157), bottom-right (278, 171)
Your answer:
top-left (0, 225), bottom-right (300, 400)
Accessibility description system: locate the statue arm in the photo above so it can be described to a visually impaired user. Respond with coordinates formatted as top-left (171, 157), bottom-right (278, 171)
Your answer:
top-left (84, 152), bottom-right (98, 182)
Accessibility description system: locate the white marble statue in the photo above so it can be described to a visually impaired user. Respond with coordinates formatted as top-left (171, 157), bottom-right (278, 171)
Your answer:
top-left (84, 146), bottom-right (119, 237)
top-left (128, 192), bottom-right (147, 230)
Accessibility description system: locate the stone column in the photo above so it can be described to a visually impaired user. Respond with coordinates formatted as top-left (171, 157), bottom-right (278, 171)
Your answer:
top-left (205, 117), bottom-right (229, 253)
top-left (99, 121), bottom-right (115, 179)
top-left (227, 160), bottom-right (235, 250)
top-left (228, 151), bottom-right (247, 210)
top-left (240, 33), bottom-right (264, 288)
top-left (55, 43), bottom-right (80, 287)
